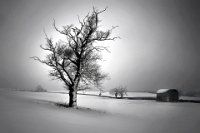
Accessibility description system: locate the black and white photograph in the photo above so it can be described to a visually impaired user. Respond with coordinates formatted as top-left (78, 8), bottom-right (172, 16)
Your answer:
top-left (0, 0), bottom-right (200, 133)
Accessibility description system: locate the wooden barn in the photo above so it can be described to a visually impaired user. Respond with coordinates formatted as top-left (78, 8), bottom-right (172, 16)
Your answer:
top-left (156, 89), bottom-right (179, 102)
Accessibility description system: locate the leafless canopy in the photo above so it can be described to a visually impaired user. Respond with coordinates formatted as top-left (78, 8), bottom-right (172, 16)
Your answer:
top-left (110, 86), bottom-right (127, 98)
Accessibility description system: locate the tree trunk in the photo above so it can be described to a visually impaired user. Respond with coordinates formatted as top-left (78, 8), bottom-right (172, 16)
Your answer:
top-left (69, 86), bottom-right (77, 108)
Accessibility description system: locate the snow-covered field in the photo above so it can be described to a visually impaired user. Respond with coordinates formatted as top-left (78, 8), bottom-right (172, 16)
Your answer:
top-left (78, 90), bottom-right (156, 98)
top-left (0, 89), bottom-right (200, 133)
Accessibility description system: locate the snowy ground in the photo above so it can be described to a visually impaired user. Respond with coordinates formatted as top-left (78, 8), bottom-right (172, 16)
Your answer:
top-left (0, 89), bottom-right (200, 133)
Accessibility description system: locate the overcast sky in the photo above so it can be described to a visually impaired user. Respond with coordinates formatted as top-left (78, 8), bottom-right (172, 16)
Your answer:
top-left (0, 0), bottom-right (199, 92)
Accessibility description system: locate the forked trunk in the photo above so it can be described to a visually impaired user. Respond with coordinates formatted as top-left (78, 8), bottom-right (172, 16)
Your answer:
top-left (69, 86), bottom-right (77, 108)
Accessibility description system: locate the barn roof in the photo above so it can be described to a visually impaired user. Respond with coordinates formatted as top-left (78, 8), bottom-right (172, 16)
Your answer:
top-left (157, 89), bottom-right (178, 93)
top-left (157, 89), bottom-right (170, 93)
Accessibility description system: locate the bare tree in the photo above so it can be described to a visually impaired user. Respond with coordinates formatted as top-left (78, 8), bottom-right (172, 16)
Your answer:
top-left (98, 87), bottom-right (104, 96)
top-left (109, 86), bottom-right (127, 98)
top-left (34, 85), bottom-right (47, 92)
top-left (31, 8), bottom-right (118, 107)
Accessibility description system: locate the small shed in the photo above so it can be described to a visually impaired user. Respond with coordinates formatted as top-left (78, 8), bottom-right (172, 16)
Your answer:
top-left (156, 89), bottom-right (179, 102)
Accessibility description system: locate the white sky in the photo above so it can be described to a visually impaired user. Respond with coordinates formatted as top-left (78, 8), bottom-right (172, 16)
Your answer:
top-left (0, 0), bottom-right (199, 92)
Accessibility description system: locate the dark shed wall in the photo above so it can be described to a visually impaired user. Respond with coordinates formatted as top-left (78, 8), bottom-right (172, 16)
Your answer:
top-left (156, 89), bottom-right (179, 102)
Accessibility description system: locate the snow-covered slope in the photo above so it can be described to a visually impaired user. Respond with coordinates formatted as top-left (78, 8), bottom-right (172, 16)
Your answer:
top-left (0, 90), bottom-right (200, 133)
